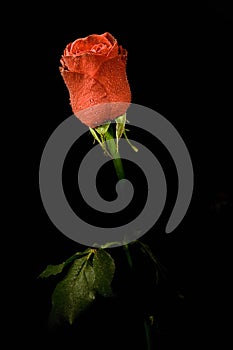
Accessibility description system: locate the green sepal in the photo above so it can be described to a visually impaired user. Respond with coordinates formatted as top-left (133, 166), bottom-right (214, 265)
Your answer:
top-left (89, 126), bottom-right (111, 156)
top-left (95, 122), bottom-right (111, 136)
top-left (115, 113), bottom-right (126, 152)
top-left (123, 129), bottom-right (138, 153)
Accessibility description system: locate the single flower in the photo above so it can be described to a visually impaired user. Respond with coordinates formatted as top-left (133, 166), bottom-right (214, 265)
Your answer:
top-left (60, 32), bottom-right (131, 128)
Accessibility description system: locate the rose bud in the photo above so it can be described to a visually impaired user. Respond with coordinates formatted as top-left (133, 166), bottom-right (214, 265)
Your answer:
top-left (59, 32), bottom-right (131, 128)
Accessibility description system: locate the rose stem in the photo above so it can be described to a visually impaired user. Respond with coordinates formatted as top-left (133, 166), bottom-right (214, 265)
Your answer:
top-left (105, 124), bottom-right (125, 181)
top-left (106, 125), bottom-right (151, 348)
top-left (123, 243), bottom-right (151, 350)
top-left (143, 318), bottom-right (152, 350)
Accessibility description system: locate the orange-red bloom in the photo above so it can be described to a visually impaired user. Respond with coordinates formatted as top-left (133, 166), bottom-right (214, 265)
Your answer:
top-left (60, 32), bottom-right (131, 127)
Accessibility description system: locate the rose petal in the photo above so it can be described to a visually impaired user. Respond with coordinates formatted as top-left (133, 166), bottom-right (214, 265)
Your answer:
top-left (67, 33), bottom-right (113, 56)
top-left (60, 32), bottom-right (131, 127)
top-left (94, 56), bottom-right (131, 104)
top-left (61, 53), bottom-right (106, 75)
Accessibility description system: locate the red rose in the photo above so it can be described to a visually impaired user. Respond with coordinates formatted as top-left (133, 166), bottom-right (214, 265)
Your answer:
top-left (60, 32), bottom-right (131, 128)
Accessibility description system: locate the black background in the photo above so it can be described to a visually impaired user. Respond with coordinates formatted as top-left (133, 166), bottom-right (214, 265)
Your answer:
top-left (10, 1), bottom-right (232, 349)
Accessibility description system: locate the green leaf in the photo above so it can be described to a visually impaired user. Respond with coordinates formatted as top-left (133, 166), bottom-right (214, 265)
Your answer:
top-left (64, 249), bottom-right (92, 266)
top-left (38, 263), bottom-right (66, 279)
top-left (38, 248), bottom-right (91, 279)
top-left (93, 249), bottom-right (115, 297)
top-left (48, 249), bottom-right (116, 326)
top-left (49, 255), bottom-right (96, 326)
